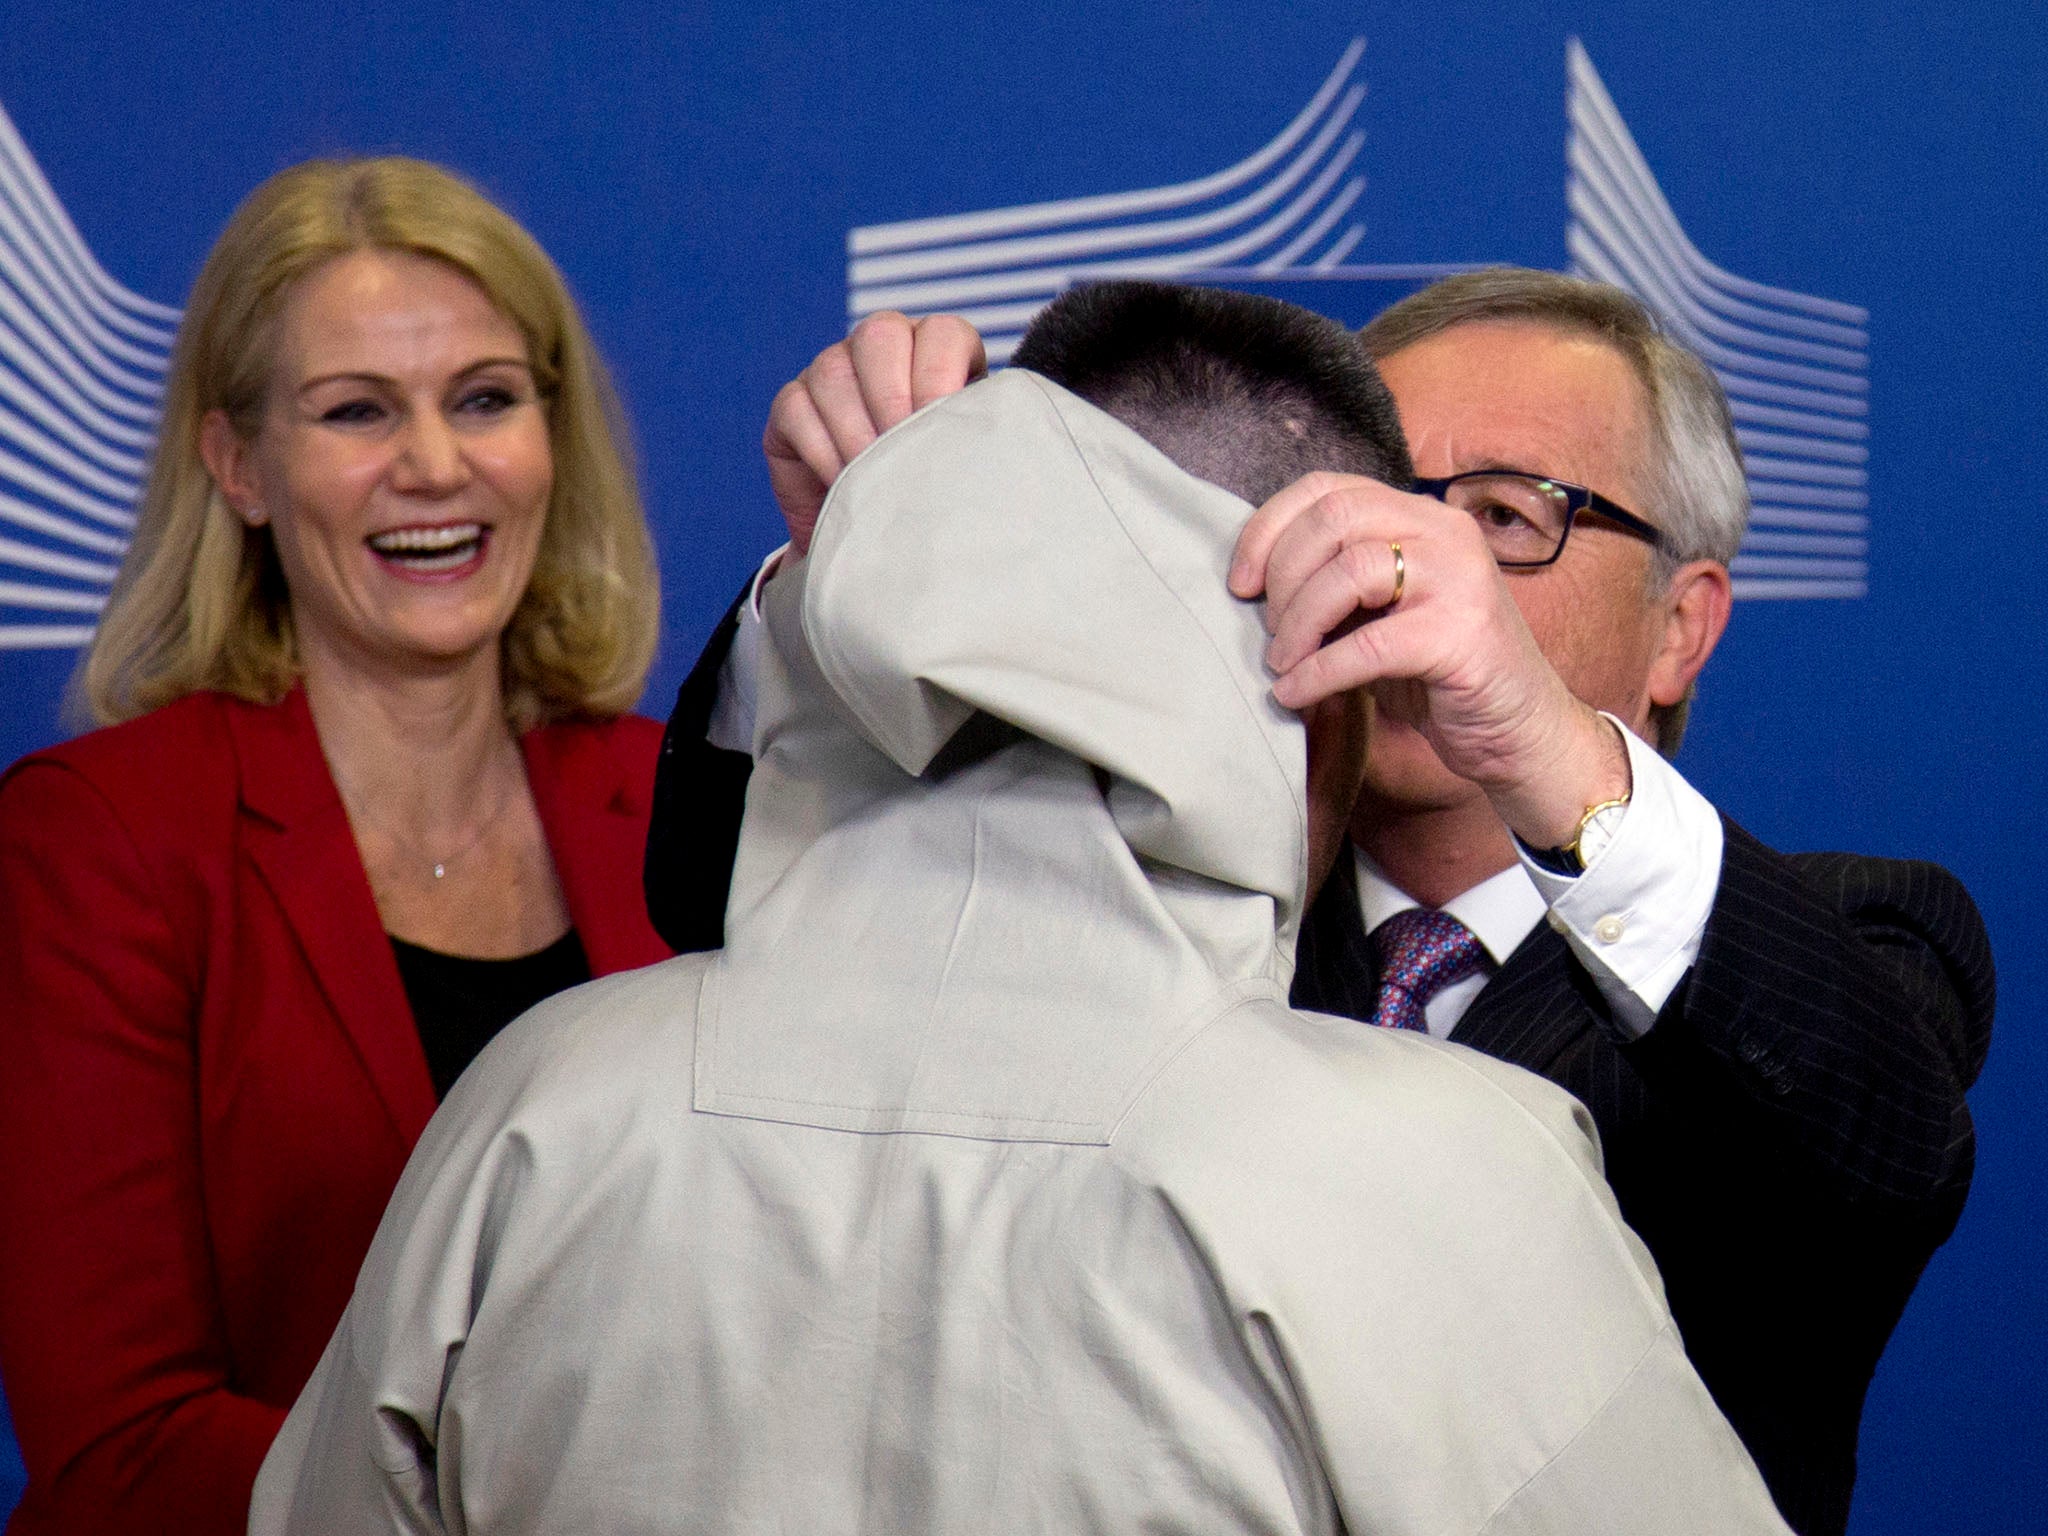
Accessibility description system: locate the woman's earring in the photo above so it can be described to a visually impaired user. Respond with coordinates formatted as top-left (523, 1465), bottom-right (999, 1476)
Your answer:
top-left (242, 504), bottom-right (269, 527)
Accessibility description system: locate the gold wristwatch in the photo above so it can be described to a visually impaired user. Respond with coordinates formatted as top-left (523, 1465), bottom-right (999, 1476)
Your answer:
top-left (1527, 794), bottom-right (1631, 876)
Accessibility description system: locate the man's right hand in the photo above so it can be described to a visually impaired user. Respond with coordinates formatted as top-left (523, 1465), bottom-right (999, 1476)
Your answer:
top-left (763, 311), bottom-right (986, 555)
top-left (1231, 471), bottom-right (1632, 854)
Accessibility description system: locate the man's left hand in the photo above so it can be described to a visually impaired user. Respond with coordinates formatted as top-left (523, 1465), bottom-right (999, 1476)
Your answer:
top-left (763, 312), bottom-right (986, 557)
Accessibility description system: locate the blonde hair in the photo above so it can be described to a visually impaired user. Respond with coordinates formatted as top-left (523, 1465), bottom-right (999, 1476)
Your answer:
top-left (81, 156), bottom-right (659, 730)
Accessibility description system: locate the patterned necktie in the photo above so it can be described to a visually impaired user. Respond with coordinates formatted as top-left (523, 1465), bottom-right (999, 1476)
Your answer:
top-left (1368, 908), bottom-right (1487, 1032)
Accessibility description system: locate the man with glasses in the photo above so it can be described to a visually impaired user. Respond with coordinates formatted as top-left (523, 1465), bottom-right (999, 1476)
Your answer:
top-left (647, 270), bottom-right (1990, 1536)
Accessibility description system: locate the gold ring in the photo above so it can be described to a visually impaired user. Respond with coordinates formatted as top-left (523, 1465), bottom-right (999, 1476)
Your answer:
top-left (1387, 540), bottom-right (1406, 606)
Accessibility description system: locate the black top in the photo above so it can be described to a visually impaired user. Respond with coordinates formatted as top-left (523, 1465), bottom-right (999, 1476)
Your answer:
top-left (390, 929), bottom-right (592, 1099)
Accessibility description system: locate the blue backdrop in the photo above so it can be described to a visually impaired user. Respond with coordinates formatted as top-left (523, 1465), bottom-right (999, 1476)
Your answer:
top-left (1, 4), bottom-right (2042, 1529)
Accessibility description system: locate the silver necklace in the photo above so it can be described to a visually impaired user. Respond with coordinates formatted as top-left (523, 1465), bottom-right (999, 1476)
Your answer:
top-left (339, 771), bottom-right (516, 883)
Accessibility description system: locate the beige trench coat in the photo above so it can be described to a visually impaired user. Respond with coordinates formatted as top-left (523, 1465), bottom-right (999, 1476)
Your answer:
top-left (252, 371), bottom-right (1788, 1536)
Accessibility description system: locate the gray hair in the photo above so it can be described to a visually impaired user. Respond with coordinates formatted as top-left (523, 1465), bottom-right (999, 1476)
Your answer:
top-left (1359, 268), bottom-right (1747, 751)
top-left (1359, 268), bottom-right (1748, 574)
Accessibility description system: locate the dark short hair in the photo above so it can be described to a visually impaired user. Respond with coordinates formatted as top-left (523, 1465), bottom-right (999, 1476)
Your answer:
top-left (1013, 281), bottom-right (1412, 504)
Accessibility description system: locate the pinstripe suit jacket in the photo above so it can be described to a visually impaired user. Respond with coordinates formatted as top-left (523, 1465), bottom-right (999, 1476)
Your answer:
top-left (1292, 825), bottom-right (1994, 1536)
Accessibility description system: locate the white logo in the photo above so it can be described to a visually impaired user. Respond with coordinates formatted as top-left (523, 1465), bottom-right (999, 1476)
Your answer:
top-left (0, 38), bottom-right (1870, 660)
top-left (849, 38), bottom-right (1870, 599)
top-left (1565, 42), bottom-right (1868, 599)
top-left (0, 99), bottom-right (177, 652)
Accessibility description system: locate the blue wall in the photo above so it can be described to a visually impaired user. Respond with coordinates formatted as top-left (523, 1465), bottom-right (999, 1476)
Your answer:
top-left (1, 3), bottom-right (2042, 1528)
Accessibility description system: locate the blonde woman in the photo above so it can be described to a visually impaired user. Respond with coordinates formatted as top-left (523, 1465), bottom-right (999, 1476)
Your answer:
top-left (0, 158), bottom-right (670, 1535)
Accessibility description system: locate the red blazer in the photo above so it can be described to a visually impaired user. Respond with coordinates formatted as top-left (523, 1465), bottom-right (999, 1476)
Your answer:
top-left (0, 689), bottom-right (671, 1536)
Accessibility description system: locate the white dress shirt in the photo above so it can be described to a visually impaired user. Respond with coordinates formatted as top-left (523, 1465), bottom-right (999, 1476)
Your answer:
top-left (1357, 719), bottom-right (1726, 1040)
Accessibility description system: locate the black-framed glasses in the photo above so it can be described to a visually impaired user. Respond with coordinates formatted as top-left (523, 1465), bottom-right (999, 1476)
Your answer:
top-left (1412, 471), bottom-right (1667, 568)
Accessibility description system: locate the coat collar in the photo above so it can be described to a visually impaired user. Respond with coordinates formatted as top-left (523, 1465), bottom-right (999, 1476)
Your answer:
top-left (520, 717), bottom-right (669, 976)
top-left (223, 689), bottom-right (667, 1143)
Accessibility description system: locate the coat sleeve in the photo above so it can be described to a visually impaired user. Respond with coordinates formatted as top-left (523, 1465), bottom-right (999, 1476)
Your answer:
top-left (246, 1080), bottom-right (484, 1536)
top-left (643, 582), bottom-right (757, 953)
top-left (1622, 818), bottom-right (1991, 1206)
top-left (246, 970), bottom-right (659, 1535)
top-left (1602, 820), bottom-right (1994, 1533)
top-left (0, 759), bottom-right (282, 1536)
top-left (248, 1321), bottom-right (447, 1536)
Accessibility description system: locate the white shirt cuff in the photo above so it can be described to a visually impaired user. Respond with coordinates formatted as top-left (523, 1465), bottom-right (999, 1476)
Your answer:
top-left (1520, 716), bottom-right (1724, 1038)
top-left (703, 547), bottom-right (786, 756)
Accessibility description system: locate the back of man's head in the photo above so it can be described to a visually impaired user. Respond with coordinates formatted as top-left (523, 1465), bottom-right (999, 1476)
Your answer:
top-left (1012, 281), bottom-right (1413, 505)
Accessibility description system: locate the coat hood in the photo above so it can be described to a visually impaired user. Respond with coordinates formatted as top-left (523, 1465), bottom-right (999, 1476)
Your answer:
top-left (702, 369), bottom-right (1310, 1141)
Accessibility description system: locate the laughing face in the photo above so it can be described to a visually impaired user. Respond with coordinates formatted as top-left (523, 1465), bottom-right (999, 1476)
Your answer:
top-left (202, 248), bottom-right (555, 688)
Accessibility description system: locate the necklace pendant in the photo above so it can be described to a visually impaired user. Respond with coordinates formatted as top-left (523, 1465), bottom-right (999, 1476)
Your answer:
top-left (432, 862), bottom-right (447, 880)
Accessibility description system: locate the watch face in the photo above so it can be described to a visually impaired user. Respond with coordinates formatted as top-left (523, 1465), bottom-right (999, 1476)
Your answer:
top-left (1575, 801), bottom-right (1629, 870)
